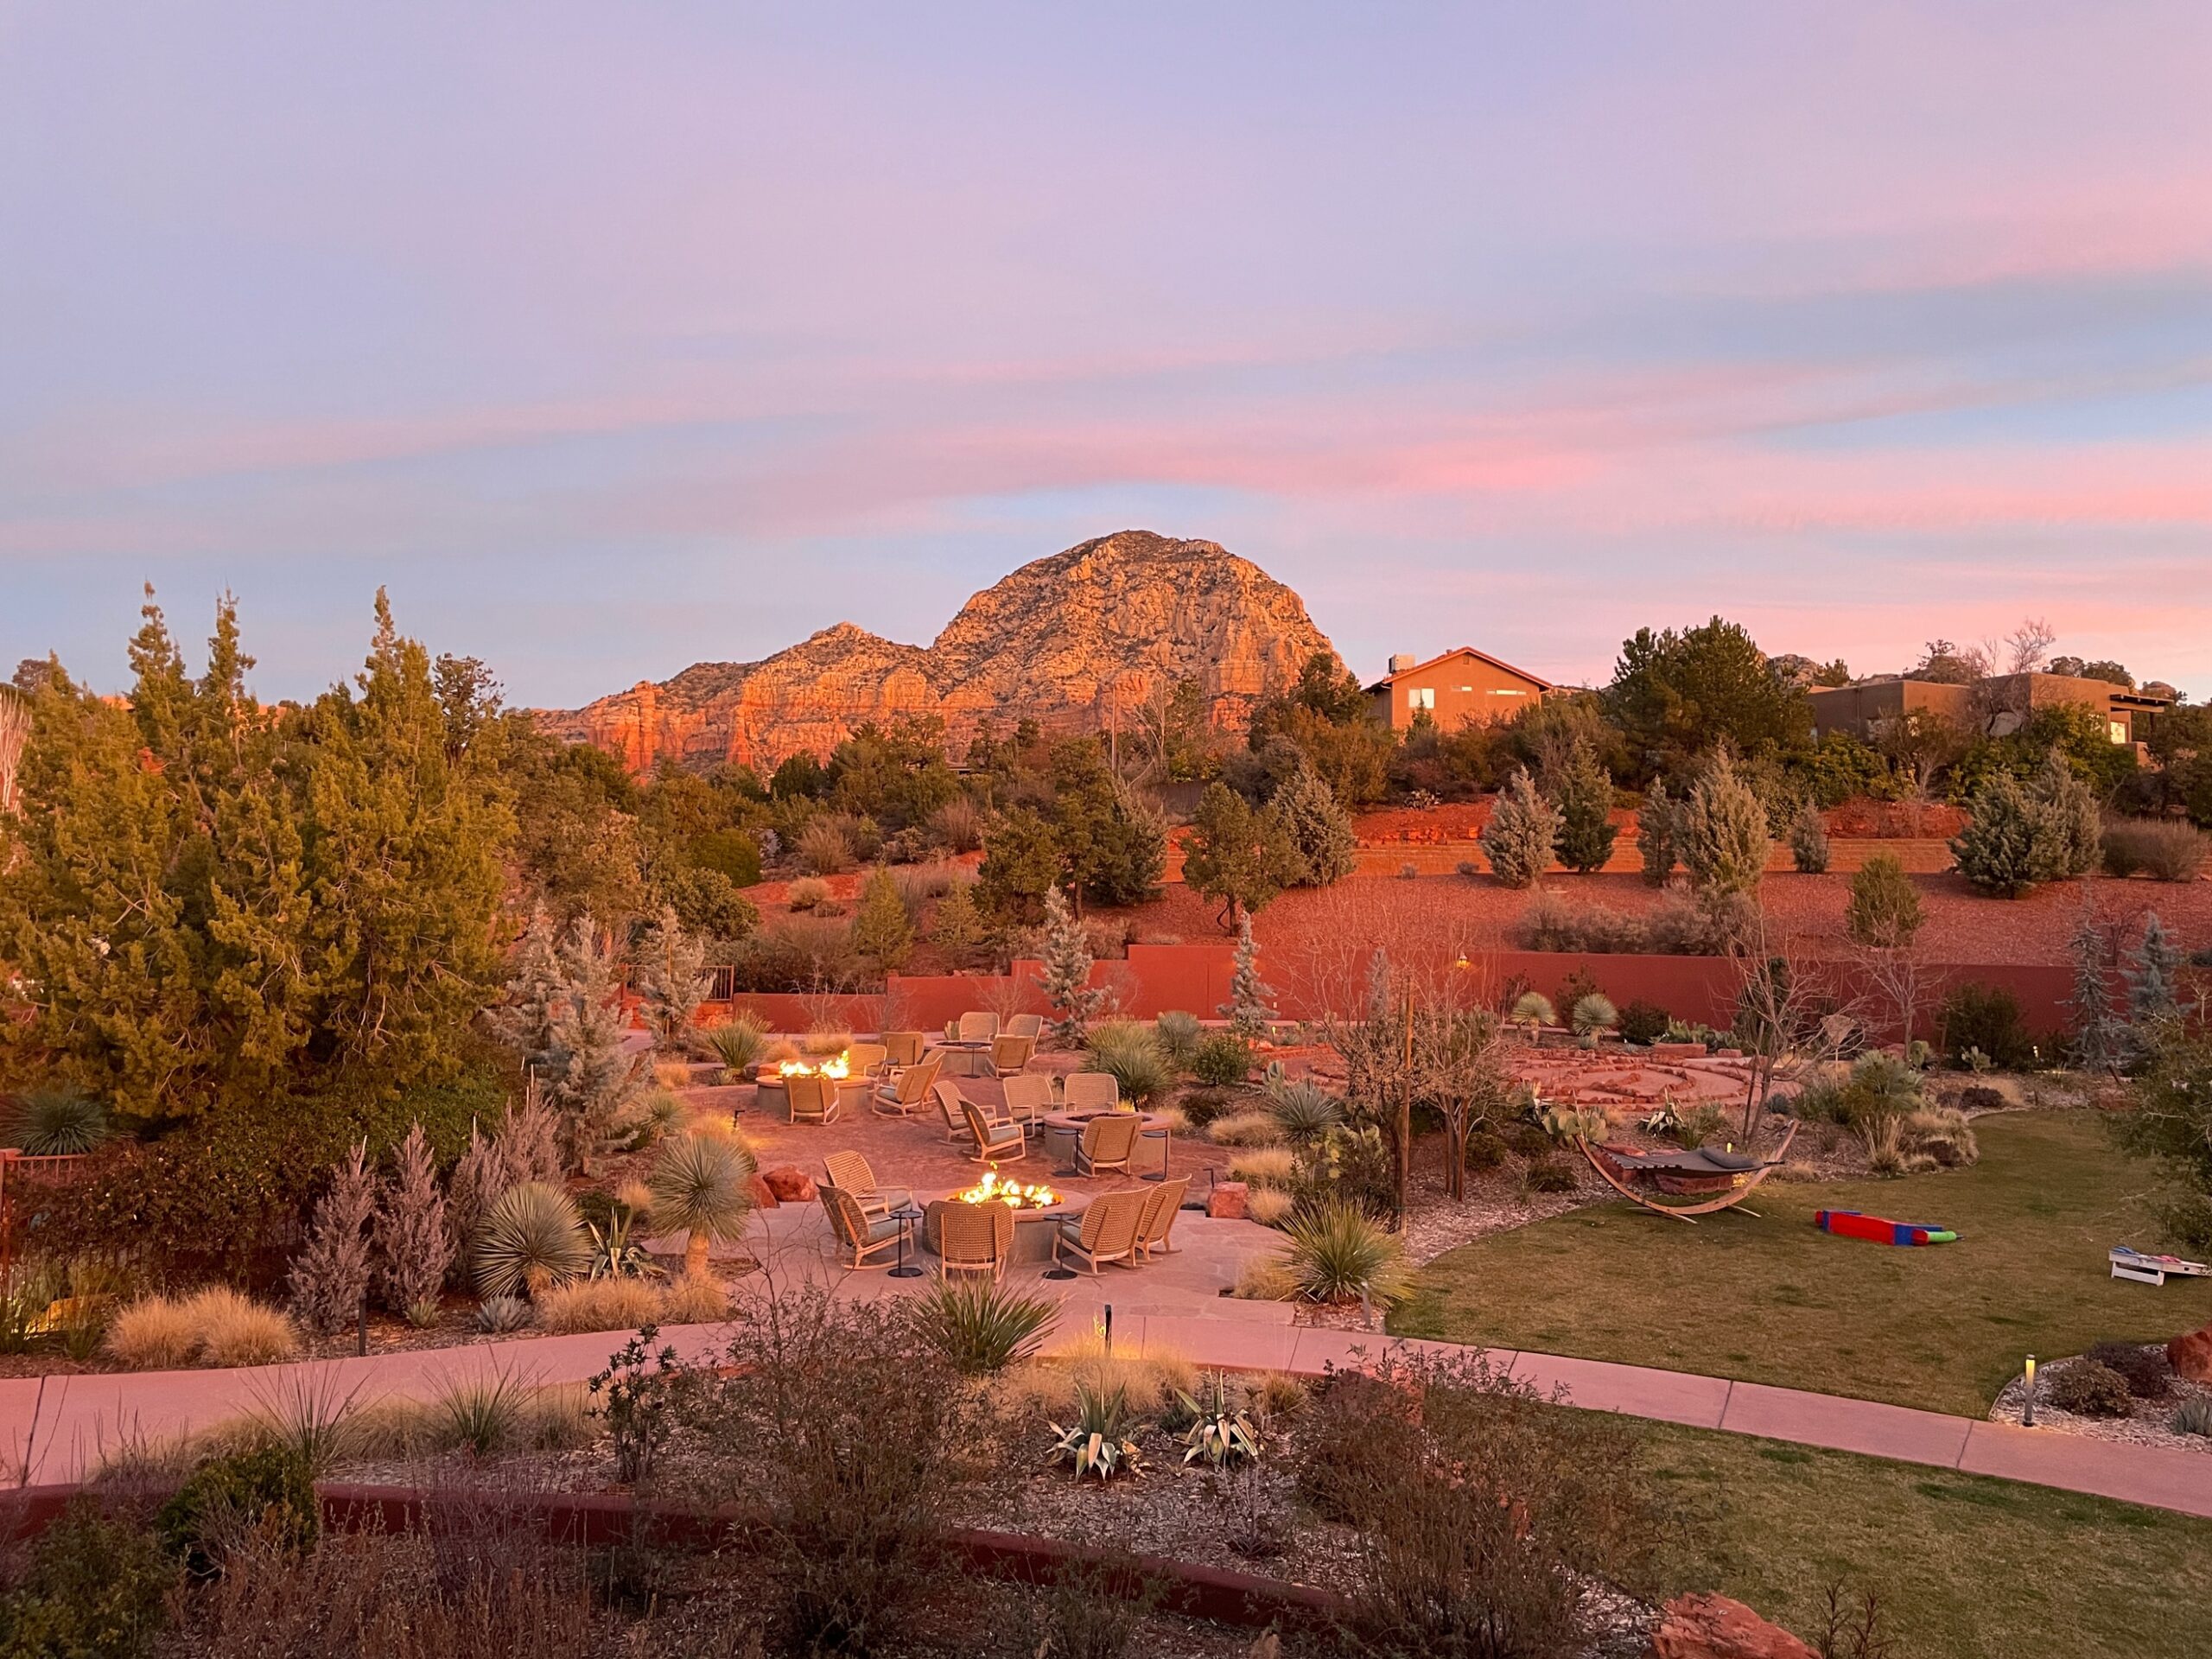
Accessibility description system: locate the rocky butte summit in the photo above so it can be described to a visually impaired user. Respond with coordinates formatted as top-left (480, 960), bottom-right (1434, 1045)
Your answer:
top-left (541, 531), bottom-right (1341, 774)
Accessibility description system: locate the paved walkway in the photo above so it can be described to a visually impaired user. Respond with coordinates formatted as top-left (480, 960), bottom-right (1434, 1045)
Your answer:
top-left (8, 1217), bottom-right (2208, 1521)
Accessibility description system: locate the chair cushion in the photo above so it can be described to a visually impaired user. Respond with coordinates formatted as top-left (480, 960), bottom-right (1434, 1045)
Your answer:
top-left (1057, 1217), bottom-right (1086, 1245)
top-left (865, 1217), bottom-right (904, 1243)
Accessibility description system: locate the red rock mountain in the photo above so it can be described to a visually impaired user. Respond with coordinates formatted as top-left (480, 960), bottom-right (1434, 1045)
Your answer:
top-left (539, 531), bottom-right (1339, 773)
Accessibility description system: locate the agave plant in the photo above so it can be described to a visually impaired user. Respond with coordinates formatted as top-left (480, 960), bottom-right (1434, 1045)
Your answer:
top-left (701, 1015), bottom-right (770, 1080)
top-left (6, 1087), bottom-right (111, 1156)
top-left (474, 1295), bottom-right (533, 1334)
top-left (472, 1182), bottom-right (591, 1300)
top-left (1177, 1372), bottom-right (1261, 1469)
top-left (1048, 1381), bottom-right (1145, 1482)
top-left (1084, 1020), bottom-right (1173, 1106)
top-left (1262, 1078), bottom-right (1343, 1143)
top-left (909, 1276), bottom-right (1056, 1375)
top-left (1281, 1200), bottom-right (1411, 1308)
top-left (587, 1207), bottom-right (661, 1281)
top-left (648, 1131), bottom-right (757, 1281)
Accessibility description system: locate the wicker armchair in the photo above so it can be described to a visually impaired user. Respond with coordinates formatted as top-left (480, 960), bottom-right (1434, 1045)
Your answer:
top-left (990, 1032), bottom-right (1037, 1077)
top-left (819, 1185), bottom-right (902, 1269)
top-left (960, 1098), bottom-right (1027, 1166)
top-left (822, 1150), bottom-right (912, 1217)
top-left (1001, 1073), bottom-right (1054, 1130)
top-left (1135, 1176), bottom-right (1190, 1260)
top-left (788, 1072), bottom-right (840, 1125)
top-left (1074, 1113), bottom-right (1140, 1177)
top-left (1061, 1072), bottom-right (1121, 1112)
top-left (1051, 1189), bottom-right (1147, 1274)
top-left (938, 1202), bottom-right (1015, 1280)
top-left (873, 1052), bottom-right (942, 1116)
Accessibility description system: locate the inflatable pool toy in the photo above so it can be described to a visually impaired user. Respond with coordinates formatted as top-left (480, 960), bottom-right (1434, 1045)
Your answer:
top-left (1815, 1210), bottom-right (1958, 1247)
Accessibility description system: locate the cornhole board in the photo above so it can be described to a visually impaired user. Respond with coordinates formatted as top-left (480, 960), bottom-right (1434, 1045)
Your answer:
top-left (1815, 1210), bottom-right (1958, 1247)
top-left (2109, 1247), bottom-right (2211, 1287)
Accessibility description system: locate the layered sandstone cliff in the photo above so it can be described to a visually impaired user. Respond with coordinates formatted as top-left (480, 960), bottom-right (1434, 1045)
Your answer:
top-left (540, 531), bottom-right (1337, 773)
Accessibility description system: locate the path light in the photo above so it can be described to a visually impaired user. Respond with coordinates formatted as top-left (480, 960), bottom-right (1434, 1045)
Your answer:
top-left (2022, 1355), bottom-right (2036, 1427)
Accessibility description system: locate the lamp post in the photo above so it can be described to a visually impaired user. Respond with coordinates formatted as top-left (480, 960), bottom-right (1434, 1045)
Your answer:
top-left (2022, 1355), bottom-right (2037, 1427)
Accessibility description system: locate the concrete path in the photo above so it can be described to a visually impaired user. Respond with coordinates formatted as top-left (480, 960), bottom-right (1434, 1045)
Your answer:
top-left (8, 1211), bottom-right (2208, 1521)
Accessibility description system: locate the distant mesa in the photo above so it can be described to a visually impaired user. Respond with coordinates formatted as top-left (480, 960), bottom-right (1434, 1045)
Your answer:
top-left (537, 531), bottom-right (1339, 773)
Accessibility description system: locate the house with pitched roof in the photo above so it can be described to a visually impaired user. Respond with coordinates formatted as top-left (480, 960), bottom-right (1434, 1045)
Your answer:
top-left (1364, 647), bottom-right (1554, 732)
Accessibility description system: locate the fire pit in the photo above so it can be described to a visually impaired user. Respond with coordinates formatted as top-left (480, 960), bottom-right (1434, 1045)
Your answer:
top-left (953, 1170), bottom-right (1060, 1210)
top-left (923, 1175), bottom-right (1071, 1259)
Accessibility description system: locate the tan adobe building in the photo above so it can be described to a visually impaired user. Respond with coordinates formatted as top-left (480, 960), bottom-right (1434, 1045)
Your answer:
top-left (1364, 646), bottom-right (1554, 732)
top-left (1810, 672), bottom-right (2172, 747)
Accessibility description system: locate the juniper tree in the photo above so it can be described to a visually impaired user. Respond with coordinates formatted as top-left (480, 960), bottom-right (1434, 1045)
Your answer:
top-left (2032, 747), bottom-right (2102, 879)
top-left (1678, 748), bottom-right (1769, 895)
top-left (2125, 912), bottom-right (2183, 1026)
top-left (374, 1123), bottom-right (452, 1320)
top-left (1787, 798), bottom-right (1831, 874)
top-left (489, 905), bottom-right (567, 1066)
top-left (2067, 909), bottom-right (2129, 1074)
top-left (1951, 772), bottom-right (2062, 896)
top-left (1478, 768), bottom-right (1560, 889)
top-left (1548, 739), bottom-right (1618, 874)
top-left (1181, 782), bottom-right (1300, 927)
top-left (927, 879), bottom-right (983, 967)
top-left (632, 906), bottom-right (710, 1048)
top-left (1035, 886), bottom-right (1103, 1047)
top-left (289, 1141), bottom-right (378, 1335)
top-left (1219, 913), bottom-right (1278, 1039)
top-left (1270, 762), bottom-right (1358, 887)
top-left (851, 868), bottom-right (915, 974)
top-left (1637, 779), bottom-right (1678, 886)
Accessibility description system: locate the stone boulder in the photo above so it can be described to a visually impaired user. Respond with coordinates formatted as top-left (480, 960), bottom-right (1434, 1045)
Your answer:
top-left (1648, 1593), bottom-right (1815, 1659)
top-left (1207, 1180), bottom-right (1249, 1221)
top-left (761, 1165), bottom-right (817, 1204)
top-left (746, 1173), bottom-right (779, 1210)
top-left (2169, 1322), bottom-right (2212, 1382)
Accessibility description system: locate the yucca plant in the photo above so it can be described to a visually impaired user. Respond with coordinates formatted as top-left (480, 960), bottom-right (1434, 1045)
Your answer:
top-left (6, 1087), bottom-right (111, 1155)
top-left (587, 1207), bottom-right (660, 1281)
top-left (648, 1131), bottom-right (757, 1281)
top-left (909, 1276), bottom-right (1056, 1375)
top-left (1084, 1020), bottom-right (1173, 1105)
top-left (1510, 992), bottom-right (1555, 1035)
top-left (1281, 1201), bottom-right (1411, 1308)
top-left (1154, 1011), bottom-right (1203, 1068)
top-left (472, 1181), bottom-right (591, 1300)
top-left (1177, 1371), bottom-right (1262, 1469)
top-left (1262, 1078), bottom-right (1343, 1142)
top-left (1570, 993), bottom-right (1618, 1038)
top-left (1048, 1381), bottom-right (1145, 1482)
top-left (702, 1015), bottom-right (770, 1079)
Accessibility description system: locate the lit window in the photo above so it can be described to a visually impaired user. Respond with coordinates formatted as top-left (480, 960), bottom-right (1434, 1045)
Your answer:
top-left (2108, 721), bottom-right (2127, 745)
top-left (1409, 687), bottom-right (1435, 711)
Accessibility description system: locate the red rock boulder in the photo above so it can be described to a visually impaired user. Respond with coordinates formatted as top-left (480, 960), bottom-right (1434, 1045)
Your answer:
top-left (1207, 1180), bottom-right (1249, 1221)
top-left (1648, 1593), bottom-right (1815, 1659)
top-left (761, 1165), bottom-right (817, 1204)
top-left (746, 1173), bottom-right (779, 1209)
top-left (2170, 1322), bottom-right (2212, 1382)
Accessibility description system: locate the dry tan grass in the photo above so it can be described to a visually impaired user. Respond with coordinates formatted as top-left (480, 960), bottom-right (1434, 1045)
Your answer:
top-left (652, 1061), bottom-right (693, 1090)
top-left (1245, 1186), bottom-right (1296, 1225)
top-left (105, 1296), bottom-right (200, 1370)
top-left (1205, 1110), bottom-right (1285, 1147)
top-left (802, 1027), bottom-right (853, 1058)
top-left (614, 1179), bottom-right (657, 1217)
top-left (533, 1276), bottom-right (663, 1335)
top-left (658, 1275), bottom-right (731, 1325)
top-left (1147, 1103), bottom-right (1191, 1135)
top-left (1227, 1147), bottom-right (1297, 1188)
top-left (187, 1287), bottom-right (300, 1366)
top-left (1233, 1255), bottom-right (1299, 1302)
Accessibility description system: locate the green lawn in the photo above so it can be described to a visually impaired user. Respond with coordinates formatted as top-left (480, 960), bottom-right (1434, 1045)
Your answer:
top-left (1642, 1421), bottom-right (2212, 1659)
top-left (1393, 1111), bottom-right (2212, 1414)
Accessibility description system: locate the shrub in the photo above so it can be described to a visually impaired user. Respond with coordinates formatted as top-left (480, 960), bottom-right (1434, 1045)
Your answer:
top-left (158, 1444), bottom-right (318, 1578)
top-left (1245, 1187), bottom-right (1295, 1225)
top-left (1478, 768), bottom-right (1559, 888)
top-left (374, 1122), bottom-right (452, 1319)
top-left (1514, 891), bottom-right (1648, 953)
top-left (1084, 1020), bottom-right (1173, 1105)
top-left (1902, 1106), bottom-right (1978, 1167)
top-left (908, 1276), bottom-right (1056, 1375)
top-left (1206, 1111), bottom-right (1284, 1147)
top-left (795, 818), bottom-right (855, 876)
top-left (1463, 1130), bottom-right (1508, 1172)
top-left (851, 867), bottom-right (914, 973)
top-left (658, 1274), bottom-right (730, 1325)
top-left (432, 1367), bottom-right (536, 1456)
top-left (1524, 1159), bottom-right (1577, 1193)
top-left (2102, 817), bottom-right (2210, 882)
top-left (288, 1141), bottom-right (378, 1336)
top-left (188, 1287), bottom-right (302, 1367)
top-left (1229, 1147), bottom-right (1298, 1189)
top-left (786, 875), bottom-right (830, 912)
top-left (1504, 1123), bottom-right (1554, 1159)
top-left (1153, 1010), bottom-right (1203, 1067)
top-left (1788, 798), bottom-right (1831, 874)
top-left (1680, 748), bottom-right (1770, 893)
top-left (1617, 1000), bottom-right (1670, 1046)
top-left (472, 1181), bottom-right (590, 1300)
top-left (1263, 1078), bottom-right (1344, 1141)
top-left (1940, 983), bottom-right (2035, 1070)
top-left (1190, 1030), bottom-right (1255, 1087)
top-left (533, 1275), bottom-right (663, 1335)
top-left (1549, 738), bottom-right (1618, 874)
top-left (925, 796), bottom-right (986, 854)
top-left (2083, 1340), bottom-right (2174, 1401)
top-left (5, 1085), bottom-right (111, 1154)
top-left (1838, 1052), bottom-right (1924, 1128)
top-left (2173, 1397), bottom-right (2212, 1438)
top-left (2046, 1360), bottom-right (2134, 1418)
top-left (1846, 853), bottom-right (1924, 950)
top-left (1012, 1556), bottom-right (1164, 1659)
top-left (1177, 1087), bottom-right (1233, 1128)
top-left (1569, 993), bottom-right (1618, 1037)
top-left (1952, 772), bottom-right (2063, 896)
top-left (1281, 1201), bottom-right (1410, 1306)
top-left (0, 1499), bottom-right (175, 1655)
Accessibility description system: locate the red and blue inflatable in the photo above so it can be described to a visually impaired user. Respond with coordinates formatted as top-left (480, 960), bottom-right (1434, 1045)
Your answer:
top-left (1815, 1210), bottom-right (1959, 1247)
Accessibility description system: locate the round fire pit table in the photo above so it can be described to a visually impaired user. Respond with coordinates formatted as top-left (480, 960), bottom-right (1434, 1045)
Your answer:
top-left (1039, 1110), bottom-right (1171, 1179)
top-left (920, 1198), bottom-right (1074, 1265)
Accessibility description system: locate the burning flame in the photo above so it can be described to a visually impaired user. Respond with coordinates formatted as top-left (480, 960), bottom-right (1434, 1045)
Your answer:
top-left (957, 1169), bottom-right (1060, 1210)
top-left (778, 1054), bottom-right (851, 1079)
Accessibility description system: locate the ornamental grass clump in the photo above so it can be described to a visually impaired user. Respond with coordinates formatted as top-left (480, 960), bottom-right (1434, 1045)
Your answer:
top-left (1205, 1111), bottom-right (1283, 1148)
top-left (908, 1276), bottom-right (1057, 1376)
top-left (1228, 1147), bottom-right (1297, 1189)
top-left (1281, 1200), bottom-right (1410, 1307)
top-left (702, 1014), bottom-right (770, 1079)
top-left (1084, 1020), bottom-right (1173, 1106)
top-left (533, 1276), bottom-right (664, 1336)
top-left (2102, 817), bottom-right (2209, 883)
top-left (472, 1181), bottom-right (591, 1300)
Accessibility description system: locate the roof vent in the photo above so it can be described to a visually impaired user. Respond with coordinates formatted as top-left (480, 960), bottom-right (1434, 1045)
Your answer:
top-left (1388, 653), bottom-right (1418, 675)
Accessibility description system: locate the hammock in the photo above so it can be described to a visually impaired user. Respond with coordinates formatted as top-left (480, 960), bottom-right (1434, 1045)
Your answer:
top-left (1573, 1120), bottom-right (1799, 1223)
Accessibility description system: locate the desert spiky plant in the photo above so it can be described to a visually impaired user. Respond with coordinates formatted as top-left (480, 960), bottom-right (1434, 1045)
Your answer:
top-left (1569, 994), bottom-right (1618, 1038)
top-left (472, 1181), bottom-right (590, 1300)
top-left (908, 1277), bottom-right (1057, 1376)
top-left (702, 1014), bottom-right (771, 1079)
top-left (1084, 1019), bottom-right (1173, 1105)
top-left (1154, 1010), bottom-right (1203, 1068)
top-left (1281, 1201), bottom-right (1411, 1308)
top-left (4, 1087), bottom-right (111, 1155)
top-left (647, 1132), bottom-right (756, 1281)
top-left (1263, 1078), bottom-right (1344, 1142)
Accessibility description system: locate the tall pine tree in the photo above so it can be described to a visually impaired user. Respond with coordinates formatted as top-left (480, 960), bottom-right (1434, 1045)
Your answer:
top-left (1271, 762), bottom-right (1357, 887)
top-left (1548, 739), bottom-right (1618, 875)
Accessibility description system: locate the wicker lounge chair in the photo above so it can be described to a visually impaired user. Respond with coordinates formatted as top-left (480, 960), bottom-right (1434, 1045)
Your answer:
top-left (990, 1032), bottom-right (1037, 1077)
top-left (787, 1071), bottom-right (840, 1125)
top-left (954, 1011), bottom-right (999, 1043)
top-left (845, 1042), bottom-right (887, 1078)
top-left (1074, 1113), bottom-right (1140, 1177)
top-left (882, 1031), bottom-right (927, 1068)
top-left (820, 1184), bottom-right (903, 1268)
top-left (1052, 1189), bottom-right (1147, 1274)
top-left (960, 1098), bottom-right (1027, 1166)
top-left (1001, 1073), bottom-right (1054, 1130)
top-left (873, 1052), bottom-right (941, 1116)
top-left (938, 1202), bottom-right (1015, 1280)
top-left (822, 1150), bottom-right (912, 1217)
top-left (933, 1079), bottom-right (976, 1143)
top-left (1004, 1013), bottom-right (1044, 1042)
top-left (1061, 1071), bottom-right (1121, 1112)
top-left (1573, 1122), bottom-right (1799, 1223)
top-left (1134, 1176), bottom-right (1190, 1260)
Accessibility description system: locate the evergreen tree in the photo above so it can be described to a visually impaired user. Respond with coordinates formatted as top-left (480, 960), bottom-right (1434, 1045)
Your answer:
top-left (2032, 747), bottom-right (2102, 878)
top-left (632, 906), bottom-right (709, 1046)
top-left (1218, 913), bottom-right (1277, 1039)
top-left (1637, 779), bottom-right (1678, 887)
top-left (1478, 767), bottom-right (1559, 888)
top-left (289, 1140), bottom-right (378, 1335)
top-left (1678, 748), bottom-right (1770, 894)
top-left (1548, 739), bottom-right (1618, 874)
top-left (927, 880), bottom-right (983, 967)
top-left (1951, 772), bottom-right (2063, 896)
top-left (974, 805), bottom-right (1063, 924)
top-left (374, 1122), bottom-right (452, 1319)
top-left (1845, 853), bottom-right (1924, 950)
top-left (489, 905), bottom-right (568, 1065)
top-left (851, 868), bottom-right (915, 975)
top-left (1180, 782), bottom-right (1301, 928)
top-left (1270, 762), bottom-right (1358, 887)
top-left (2068, 910), bottom-right (2128, 1073)
top-left (2125, 912), bottom-right (2183, 1026)
top-left (1034, 886), bottom-right (1102, 1046)
top-left (545, 917), bottom-right (648, 1169)
top-left (1787, 798), bottom-right (1831, 874)
top-left (1049, 739), bottom-right (1167, 910)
